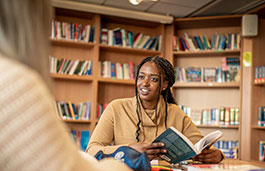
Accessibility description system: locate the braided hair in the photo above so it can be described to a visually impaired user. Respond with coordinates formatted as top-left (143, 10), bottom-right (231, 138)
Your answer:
top-left (135, 56), bottom-right (176, 142)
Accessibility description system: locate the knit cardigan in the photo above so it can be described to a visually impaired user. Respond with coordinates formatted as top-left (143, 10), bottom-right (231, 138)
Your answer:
top-left (86, 96), bottom-right (203, 156)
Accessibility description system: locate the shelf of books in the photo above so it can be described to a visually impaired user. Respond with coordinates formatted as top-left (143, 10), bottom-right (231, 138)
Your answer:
top-left (248, 18), bottom-right (265, 162)
top-left (49, 7), bottom-right (166, 149)
top-left (97, 14), bottom-right (165, 111)
top-left (49, 7), bottom-right (100, 148)
top-left (164, 15), bottom-right (242, 159)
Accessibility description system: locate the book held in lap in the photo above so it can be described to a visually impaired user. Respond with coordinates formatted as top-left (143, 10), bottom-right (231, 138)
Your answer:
top-left (153, 127), bottom-right (223, 164)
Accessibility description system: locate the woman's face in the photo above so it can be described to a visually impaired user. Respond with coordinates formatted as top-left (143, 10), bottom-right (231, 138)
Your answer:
top-left (137, 62), bottom-right (168, 109)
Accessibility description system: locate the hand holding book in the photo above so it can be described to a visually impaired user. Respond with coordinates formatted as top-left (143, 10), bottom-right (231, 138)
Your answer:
top-left (128, 142), bottom-right (167, 161)
top-left (152, 127), bottom-right (223, 164)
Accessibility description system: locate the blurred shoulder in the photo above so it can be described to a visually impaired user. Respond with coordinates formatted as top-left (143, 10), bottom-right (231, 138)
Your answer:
top-left (0, 56), bottom-right (47, 89)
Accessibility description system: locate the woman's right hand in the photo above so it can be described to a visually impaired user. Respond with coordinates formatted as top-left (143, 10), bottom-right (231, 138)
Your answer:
top-left (128, 142), bottom-right (167, 160)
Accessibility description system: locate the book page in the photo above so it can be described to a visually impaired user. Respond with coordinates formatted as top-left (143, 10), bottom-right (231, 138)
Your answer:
top-left (194, 130), bottom-right (223, 153)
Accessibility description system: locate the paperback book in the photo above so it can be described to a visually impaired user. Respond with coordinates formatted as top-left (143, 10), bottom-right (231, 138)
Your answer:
top-left (153, 127), bottom-right (223, 164)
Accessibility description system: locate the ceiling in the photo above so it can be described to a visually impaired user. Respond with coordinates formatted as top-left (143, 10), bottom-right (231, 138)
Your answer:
top-left (72, 0), bottom-right (265, 18)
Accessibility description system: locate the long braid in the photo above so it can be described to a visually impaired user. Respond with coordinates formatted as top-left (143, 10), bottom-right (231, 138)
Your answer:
top-left (135, 56), bottom-right (176, 141)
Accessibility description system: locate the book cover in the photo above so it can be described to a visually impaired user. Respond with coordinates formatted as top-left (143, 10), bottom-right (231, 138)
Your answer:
top-left (186, 67), bottom-right (202, 82)
top-left (153, 127), bottom-right (223, 164)
top-left (203, 67), bottom-right (217, 82)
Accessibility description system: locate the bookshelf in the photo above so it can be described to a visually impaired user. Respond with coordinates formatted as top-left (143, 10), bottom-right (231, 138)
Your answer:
top-left (165, 15), bottom-right (242, 158)
top-left (241, 16), bottom-right (265, 161)
top-left (50, 8), bottom-right (165, 137)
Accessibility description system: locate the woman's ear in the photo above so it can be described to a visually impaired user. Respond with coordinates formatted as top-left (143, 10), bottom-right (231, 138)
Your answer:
top-left (162, 80), bottom-right (169, 91)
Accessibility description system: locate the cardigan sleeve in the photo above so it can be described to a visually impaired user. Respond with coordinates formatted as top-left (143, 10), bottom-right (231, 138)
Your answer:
top-left (182, 115), bottom-right (204, 144)
top-left (86, 101), bottom-right (128, 156)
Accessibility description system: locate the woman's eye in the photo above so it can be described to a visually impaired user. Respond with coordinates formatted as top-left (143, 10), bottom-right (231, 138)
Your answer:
top-left (138, 75), bottom-right (145, 80)
top-left (150, 77), bottom-right (158, 82)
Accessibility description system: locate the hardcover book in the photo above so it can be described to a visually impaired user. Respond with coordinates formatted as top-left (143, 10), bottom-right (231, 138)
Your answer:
top-left (186, 67), bottom-right (202, 82)
top-left (153, 127), bottom-right (223, 164)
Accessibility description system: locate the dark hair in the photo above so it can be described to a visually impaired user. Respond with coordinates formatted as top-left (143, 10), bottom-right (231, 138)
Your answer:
top-left (134, 56), bottom-right (176, 142)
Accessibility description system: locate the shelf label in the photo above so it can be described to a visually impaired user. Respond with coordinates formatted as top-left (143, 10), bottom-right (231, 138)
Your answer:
top-left (243, 51), bottom-right (252, 67)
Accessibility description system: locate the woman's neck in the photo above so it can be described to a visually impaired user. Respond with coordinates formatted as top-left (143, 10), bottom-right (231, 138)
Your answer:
top-left (141, 101), bottom-right (156, 110)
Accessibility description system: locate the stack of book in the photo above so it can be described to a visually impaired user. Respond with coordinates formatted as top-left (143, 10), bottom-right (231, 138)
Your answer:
top-left (99, 60), bottom-right (137, 80)
top-left (51, 19), bottom-right (95, 42)
top-left (258, 106), bottom-right (265, 126)
top-left (100, 28), bottom-right (162, 51)
top-left (49, 56), bottom-right (92, 76)
top-left (255, 65), bottom-right (265, 83)
top-left (201, 107), bottom-right (239, 126)
top-left (96, 103), bottom-right (108, 119)
top-left (260, 141), bottom-right (265, 161)
top-left (172, 33), bottom-right (241, 51)
top-left (213, 140), bottom-right (238, 159)
top-left (71, 130), bottom-right (90, 151)
top-left (175, 57), bottom-right (240, 83)
top-left (55, 101), bottom-right (91, 120)
top-left (178, 105), bottom-right (239, 126)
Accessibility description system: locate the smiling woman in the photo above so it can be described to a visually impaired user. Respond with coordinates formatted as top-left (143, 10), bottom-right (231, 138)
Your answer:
top-left (86, 56), bottom-right (224, 164)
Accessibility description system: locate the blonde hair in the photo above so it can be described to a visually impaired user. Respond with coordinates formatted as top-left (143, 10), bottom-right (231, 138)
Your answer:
top-left (0, 0), bottom-right (51, 85)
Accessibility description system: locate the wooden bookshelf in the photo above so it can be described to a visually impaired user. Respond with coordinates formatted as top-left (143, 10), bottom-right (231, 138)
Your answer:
top-left (241, 16), bottom-right (265, 161)
top-left (63, 119), bottom-right (92, 123)
top-left (51, 73), bottom-right (94, 81)
top-left (197, 125), bottom-right (239, 129)
top-left (252, 126), bottom-right (265, 130)
top-left (50, 39), bottom-right (95, 48)
top-left (99, 44), bottom-right (161, 55)
top-left (173, 82), bottom-right (240, 88)
top-left (173, 49), bottom-right (240, 57)
top-left (50, 7), bottom-right (165, 137)
top-left (165, 15), bottom-right (242, 158)
top-left (98, 77), bottom-right (135, 85)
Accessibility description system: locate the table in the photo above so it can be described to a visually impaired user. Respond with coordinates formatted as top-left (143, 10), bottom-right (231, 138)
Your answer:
top-left (155, 159), bottom-right (265, 170)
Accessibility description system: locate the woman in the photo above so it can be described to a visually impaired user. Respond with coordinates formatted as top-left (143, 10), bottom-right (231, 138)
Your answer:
top-left (0, 0), bottom-right (130, 170)
top-left (86, 56), bottom-right (223, 163)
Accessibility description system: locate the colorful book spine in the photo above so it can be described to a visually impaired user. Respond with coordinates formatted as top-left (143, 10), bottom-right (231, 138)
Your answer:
top-left (258, 106), bottom-right (265, 126)
top-left (260, 141), bottom-right (265, 161)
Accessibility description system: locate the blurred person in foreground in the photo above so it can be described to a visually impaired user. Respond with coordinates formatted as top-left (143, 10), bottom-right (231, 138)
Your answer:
top-left (0, 0), bottom-right (131, 170)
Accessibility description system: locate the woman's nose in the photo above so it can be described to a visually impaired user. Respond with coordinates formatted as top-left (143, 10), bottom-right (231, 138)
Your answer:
top-left (142, 78), bottom-right (150, 86)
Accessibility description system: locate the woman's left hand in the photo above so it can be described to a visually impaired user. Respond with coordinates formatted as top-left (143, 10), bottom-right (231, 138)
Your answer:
top-left (192, 148), bottom-right (224, 164)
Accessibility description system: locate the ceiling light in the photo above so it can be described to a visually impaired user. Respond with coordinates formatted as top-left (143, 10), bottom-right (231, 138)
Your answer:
top-left (129, 0), bottom-right (143, 5)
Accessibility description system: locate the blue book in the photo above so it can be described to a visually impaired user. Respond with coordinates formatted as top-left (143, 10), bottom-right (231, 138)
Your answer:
top-left (80, 131), bottom-right (90, 151)
top-left (72, 103), bottom-right (78, 119)
top-left (153, 127), bottom-right (222, 164)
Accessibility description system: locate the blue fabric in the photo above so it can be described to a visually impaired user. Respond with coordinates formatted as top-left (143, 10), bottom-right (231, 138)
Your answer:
top-left (95, 146), bottom-right (151, 171)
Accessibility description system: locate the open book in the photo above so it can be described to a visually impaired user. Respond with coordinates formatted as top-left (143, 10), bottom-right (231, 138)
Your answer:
top-left (152, 127), bottom-right (223, 164)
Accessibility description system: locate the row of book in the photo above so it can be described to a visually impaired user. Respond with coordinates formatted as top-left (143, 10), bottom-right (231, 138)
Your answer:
top-left (175, 66), bottom-right (240, 83)
top-left (260, 141), bottom-right (265, 161)
top-left (179, 105), bottom-right (239, 126)
top-left (51, 19), bottom-right (95, 42)
top-left (49, 56), bottom-right (92, 76)
top-left (173, 33), bottom-right (241, 51)
top-left (101, 28), bottom-right (162, 51)
top-left (255, 65), bottom-right (265, 83)
top-left (99, 61), bottom-right (137, 80)
top-left (71, 130), bottom-right (90, 152)
top-left (55, 101), bottom-right (91, 120)
top-left (96, 103), bottom-right (108, 119)
top-left (258, 106), bottom-right (265, 126)
top-left (213, 140), bottom-right (238, 159)
top-left (175, 57), bottom-right (240, 83)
